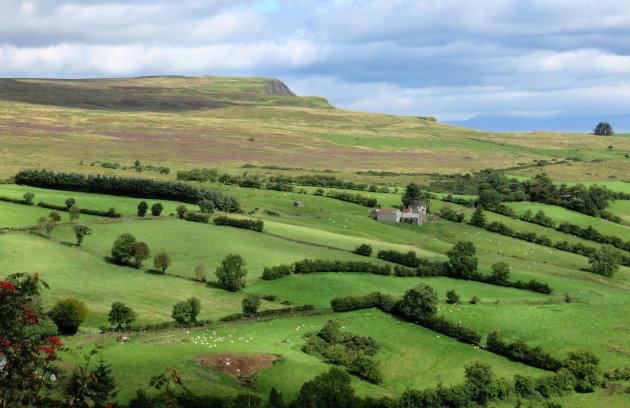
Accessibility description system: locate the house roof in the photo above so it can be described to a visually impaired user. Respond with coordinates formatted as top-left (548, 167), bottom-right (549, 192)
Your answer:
top-left (376, 209), bottom-right (399, 214)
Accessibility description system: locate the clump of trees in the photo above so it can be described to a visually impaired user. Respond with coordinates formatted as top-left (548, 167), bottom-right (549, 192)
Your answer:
top-left (108, 302), bottom-right (137, 330)
top-left (242, 294), bottom-right (261, 314)
top-left (588, 245), bottom-right (621, 277)
top-left (594, 122), bottom-right (614, 136)
top-left (302, 320), bottom-right (382, 384)
top-left (171, 297), bottom-right (201, 326)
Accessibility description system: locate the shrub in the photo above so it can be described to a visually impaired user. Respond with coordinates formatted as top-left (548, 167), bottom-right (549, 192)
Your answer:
top-left (23, 192), bottom-right (35, 205)
top-left (49, 298), bottom-right (88, 335)
top-left (319, 319), bottom-right (342, 344)
top-left (183, 212), bottom-right (209, 223)
top-left (151, 203), bottom-right (163, 216)
top-left (176, 205), bottom-right (187, 219)
top-left (353, 244), bottom-right (373, 257)
top-left (242, 294), bottom-right (261, 314)
top-left (262, 264), bottom-right (293, 280)
top-left (348, 354), bottom-right (382, 384)
top-left (470, 296), bottom-right (480, 304)
top-left (446, 289), bottom-right (460, 304)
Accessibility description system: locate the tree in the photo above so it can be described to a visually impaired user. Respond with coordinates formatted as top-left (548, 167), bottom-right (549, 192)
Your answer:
top-left (447, 241), bottom-right (479, 279)
top-left (36, 216), bottom-right (47, 232)
top-left (151, 203), bottom-right (163, 216)
top-left (188, 297), bottom-right (201, 322)
top-left (593, 122), bottom-right (613, 136)
top-left (49, 297), bottom-right (88, 335)
top-left (65, 197), bottom-right (76, 209)
top-left (563, 349), bottom-right (602, 392)
top-left (0, 273), bottom-right (65, 407)
top-left (137, 201), bottom-right (148, 217)
top-left (63, 353), bottom-right (118, 408)
top-left (194, 264), bottom-right (207, 282)
top-left (465, 361), bottom-right (497, 405)
top-left (215, 254), bottom-right (247, 291)
top-left (198, 199), bottom-right (215, 213)
top-left (23, 192), bottom-right (35, 205)
top-left (293, 367), bottom-right (355, 408)
top-left (45, 219), bottom-right (56, 239)
top-left (176, 204), bottom-right (187, 219)
top-left (107, 302), bottom-right (136, 330)
top-left (111, 233), bottom-right (136, 264)
top-left (131, 241), bottom-right (150, 268)
top-left (49, 211), bottom-right (61, 222)
top-left (469, 207), bottom-right (487, 227)
top-left (490, 262), bottom-right (510, 284)
top-left (135, 159), bottom-right (141, 167)
top-left (588, 245), bottom-right (621, 277)
top-left (69, 205), bottom-right (80, 221)
top-left (172, 301), bottom-right (192, 325)
top-left (397, 283), bottom-right (438, 321)
top-left (268, 387), bottom-right (285, 408)
top-left (446, 289), bottom-right (460, 304)
top-left (353, 243), bottom-right (373, 256)
top-left (318, 319), bottom-right (342, 344)
top-left (153, 251), bottom-right (171, 273)
top-left (242, 294), bottom-right (261, 314)
top-left (478, 187), bottom-right (502, 209)
top-left (72, 225), bottom-right (92, 247)
top-left (402, 182), bottom-right (422, 207)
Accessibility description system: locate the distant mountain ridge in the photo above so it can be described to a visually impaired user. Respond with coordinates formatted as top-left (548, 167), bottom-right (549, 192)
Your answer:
top-left (446, 114), bottom-right (630, 134)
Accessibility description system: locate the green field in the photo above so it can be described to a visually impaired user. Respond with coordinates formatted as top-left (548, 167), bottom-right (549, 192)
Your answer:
top-left (1, 76), bottom-right (629, 407)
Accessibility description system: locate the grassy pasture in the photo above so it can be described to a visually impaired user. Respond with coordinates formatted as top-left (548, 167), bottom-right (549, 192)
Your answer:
top-left (0, 200), bottom-right (98, 227)
top-left (67, 309), bottom-right (546, 404)
top-left (607, 200), bottom-right (630, 225)
top-left (0, 184), bottom-right (199, 217)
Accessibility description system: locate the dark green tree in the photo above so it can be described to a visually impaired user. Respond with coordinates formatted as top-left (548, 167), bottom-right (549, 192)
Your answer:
top-left (241, 294), bottom-right (261, 314)
top-left (137, 201), bottom-right (148, 217)
top-left (23, 192), bottom-right (35, 205)
top-left (465, 361), bottom-right (497, 405)
top-left (63, 351), bottom-right (118, 408)
top-left (153, 251), bottom-right (171, 273)
top-left (187, 297), bottom-right (201, 322)
top-left (198, 198), bottom-right (215, 213)
top-left (490, 262), bottom-right (510, 284)
top-left (397, 283), bottom-right (438, 321)
top-left (107, 302), bottom-right (136, 330)
top-left (65, 197), bottom-right (76, 209)
top-left (478, 187), bottom-right (502, 209)
top-left (593, 122), bottom-right (613, 136)
top-left (469, 207), bottom-right (487, 227)
top-left (171, 301), bottom-right (192, 325)
top-left (352, 243), bottom-right (373, 256)
top-left (176, 204), bottom-right (187, 219)
top-left (293, 367), bottom-right (355, 408)
top-left (588, 245), bottom-right (621, 277)
top-left (402, 182), bottom-right (422, 207)
top-left (151, 203), bottom-right (163, 216)
top-left (49, 298), bottom-right (88, 335)
top-left (447, 241), bottom-right (478, 279)
top-left (268, 387), bottom-right (285, 408)
top-left (563, 349), bottom-right (602, 392)
top-left (131, 241), bottom-right (150, 268)
top-left (111, 233), bottom-right (136, 265)
top-left (446, 289), bottom-right (460, 304)
top-left (215, 254), bottom-right (247, 291)
top-left (72, 225), bottom-right (92, 247)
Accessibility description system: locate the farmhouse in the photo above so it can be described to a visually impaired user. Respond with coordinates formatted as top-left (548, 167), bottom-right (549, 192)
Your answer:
top-left (370, 200), bottom-right (426, 226)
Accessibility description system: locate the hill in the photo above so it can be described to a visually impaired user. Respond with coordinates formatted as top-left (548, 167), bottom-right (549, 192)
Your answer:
top-left (0, 75), bottom-right (628, 185)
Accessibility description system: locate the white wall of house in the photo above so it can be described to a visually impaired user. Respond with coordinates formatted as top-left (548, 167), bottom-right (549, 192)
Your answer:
top-left (377, 211), bottom-right (401, 222)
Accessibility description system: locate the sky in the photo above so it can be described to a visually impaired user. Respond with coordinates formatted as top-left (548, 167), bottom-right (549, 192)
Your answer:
top-left (2, 0), bottom-right (630, 131)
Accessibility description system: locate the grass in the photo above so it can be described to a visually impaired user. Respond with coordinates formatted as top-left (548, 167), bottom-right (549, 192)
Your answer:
top-left (0, 200), bottom-right (98, 227)
top-left (64, 309), bottom-right (547, 404)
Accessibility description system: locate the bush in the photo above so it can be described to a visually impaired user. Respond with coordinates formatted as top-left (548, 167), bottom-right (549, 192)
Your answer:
top-left (470, 296), bottom-right (480, 304)
top-left (49, 298), bottom-right (88, 335)
top-left (242, 294), bottom-right (261, 314)
top-left (176, 205), bottom-right (187, 219)
top-left (214, 216), bottom-right (264, 232)
top-left (446, 289), bottom-right (460, 304)
top-left (262, 264), bottom-right (293, 280)
top-left (184, 212), bottom-right (209, 223)
top-left (353, 244), bottom-right (373, 257)
top-left (151, 203), bottom-right (163, 216)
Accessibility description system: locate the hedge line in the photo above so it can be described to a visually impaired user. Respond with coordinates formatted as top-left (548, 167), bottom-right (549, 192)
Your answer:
top-left (36, 201), bottom-right (122, 218)
top-left (15, 169), bottom-right (240, 212)
top-left (293, 259), bottom-right (391, 275)
top-left (330, 292), bottom-right (481, 345)
top-left (487, 331), bottom-right (562, 371)
top-left (0, 196), bottom-right (30, 205)
top-left (219, 304), bottom-right (314, 322)
top-left (183, 212), bottom-right (209, 223)
top-left (325, 190), bottom-right (378, 207)
top-left (383, 250), bottom-right (552, 294)
top-left (213, 215), bottom-right (264, 232)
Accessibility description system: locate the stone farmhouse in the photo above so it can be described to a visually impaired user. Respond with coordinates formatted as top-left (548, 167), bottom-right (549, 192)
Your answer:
top-left (370, 200), bottom-right (427, 226)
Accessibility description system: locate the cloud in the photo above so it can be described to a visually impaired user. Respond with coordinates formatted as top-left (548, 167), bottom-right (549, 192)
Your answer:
top-left (1, 0), bottom-right (630, 127)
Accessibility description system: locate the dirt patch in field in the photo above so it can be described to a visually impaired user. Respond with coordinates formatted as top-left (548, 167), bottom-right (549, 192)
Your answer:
top-left (195, 353), bottom-right (278, 377)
